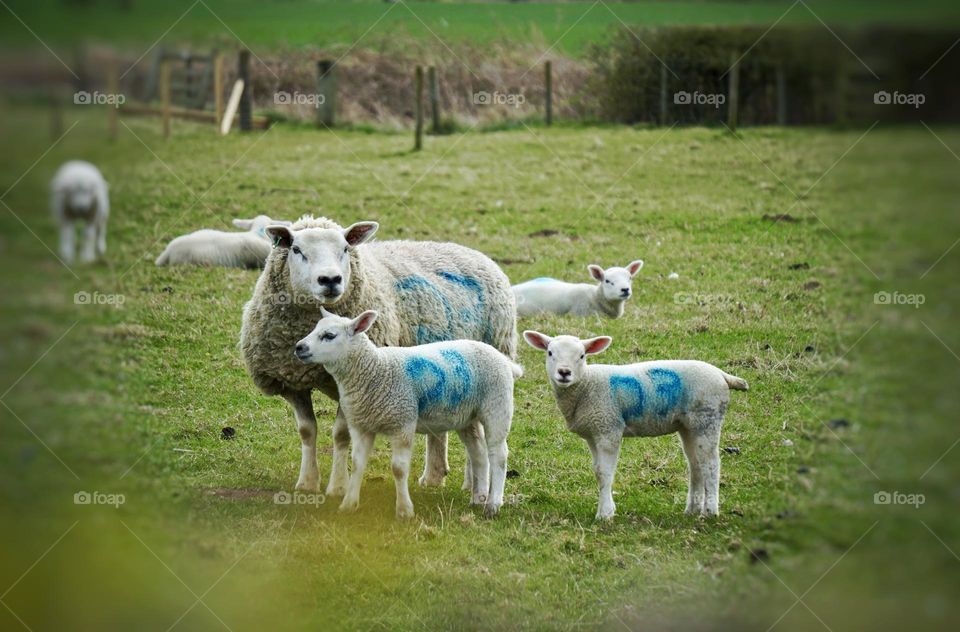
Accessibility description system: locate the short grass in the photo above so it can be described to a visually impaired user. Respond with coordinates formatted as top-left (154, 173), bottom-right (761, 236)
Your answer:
top-left (2, 0), bottom-right (960, 57)
top-left (0, 109), bottom-right (958, 630)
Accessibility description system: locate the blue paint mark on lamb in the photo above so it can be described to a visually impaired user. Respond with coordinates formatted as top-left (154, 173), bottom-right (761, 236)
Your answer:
top-left (610, 374), bottom-right (646, 423)
top-left (404, 350), bottom-right (474, 412)
top-left (648, 368), bottom-right (684, 416)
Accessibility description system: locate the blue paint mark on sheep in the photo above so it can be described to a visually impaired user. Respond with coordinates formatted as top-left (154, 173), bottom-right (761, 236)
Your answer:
top-left (404, 350), bottom-right (474, 412)
top-left (648, 368), bottom-right (684, 416)
top-left (528, 277), bottom-right (555, 283)
top-left (610, 375), bottom-right (645, 423)
top-left (394, 271), bottom-right (489, 344)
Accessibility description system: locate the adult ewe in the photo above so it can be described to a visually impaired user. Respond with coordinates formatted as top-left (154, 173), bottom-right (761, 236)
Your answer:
top-left (240, 215), bottom-right (517, 495)
top-left (50, 160), bottom-right (109, 264)
top-left (155, 215), bottom-right (291, 268)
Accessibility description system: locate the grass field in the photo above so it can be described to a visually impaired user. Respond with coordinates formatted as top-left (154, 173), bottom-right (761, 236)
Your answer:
top-left (0, 109), bottom-right (958, 630)
top-left (2, 0), bottom-right (960, 57)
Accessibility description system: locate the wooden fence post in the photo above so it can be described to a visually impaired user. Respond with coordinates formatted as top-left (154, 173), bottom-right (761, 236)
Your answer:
top-left (727, 52), bottom-right (740, 131)
top-left (107, 58), bottom-right (119, 141)
top-left (544, 60), bottom-right (553, 126)
top-left (214, 53), bottom-right (224, 130)
top-left (414, 66), bottom-right (423, 151)
top-left (317, 59), bottom-right (336, 127)
top-left (160, 61), bottom-right (171, 139)
top-left (238, 49), bottom-right (251, 132)
top-left (428, 66), bottom-right (440, 133)
top-left (659, 64), bottom-right (668, 126)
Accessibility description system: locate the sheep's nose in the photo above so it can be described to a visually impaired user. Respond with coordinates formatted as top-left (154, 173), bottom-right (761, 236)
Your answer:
top-left (317, 275), bottom-right (342, 287)
top-left (557, 368), bottom-right (572, 378)
top-left (295, 343), bottom-right (308, 355)
top-left (620, 288), bottom-right (630, 297)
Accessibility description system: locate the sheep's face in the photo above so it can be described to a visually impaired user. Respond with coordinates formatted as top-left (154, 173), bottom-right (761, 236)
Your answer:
top-left (267, 221), bottom-right (378, 306)
top-left (588, 260), bottom-right (644, 302)
top-left (523, 331), bottom-right (612, 387)
top-left (233, 215), bottom-right (290, 239)
top-left (63, 182), bottom-right (99, 215)
top-left (295, 310), bottom-right (378, 365)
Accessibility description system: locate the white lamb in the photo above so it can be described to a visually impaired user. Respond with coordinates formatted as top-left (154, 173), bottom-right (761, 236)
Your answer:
top-left (49, 160), bottom-right (109, 264)
top-left (295, 309), bottom-right (521, 518)
top-left (523, 330), bottom-right (748, 519)
top-left (155, 215), bottom-right (291, 268)
top-left (512, 260), bottom-right (643, 318)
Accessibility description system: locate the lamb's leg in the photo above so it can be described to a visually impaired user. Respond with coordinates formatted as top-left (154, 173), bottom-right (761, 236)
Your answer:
top-left (282, 391), bottom-right (320, 492)
top-left (457, 425), bottom-right (489, 505)
top-left (418, 432), bottom-right (449, 487)
top-left (326, 406), bottom-right (351, 497)
top-left (79, 221), bottom-right (97, 263)
top-left (58, 219), bottom-right (75, 264)
top-left (462, 423), bottom-right (487, 491)
top-left (695, 424), bottom-right (722, 517)
top-left (484, 440), bottom-right (509, 518)
top-left (679, 428), bottom-right (705, 515)
top-left (390, 431), bottom-right (416, 519)
top-left (340, 428), bottom-right (375, 513)
top-left (592, 435), bottom-right (622, 520)
top-left (95, 214), bottom-right (107, 257)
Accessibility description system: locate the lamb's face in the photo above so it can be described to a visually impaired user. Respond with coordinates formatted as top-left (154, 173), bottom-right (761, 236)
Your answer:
top-left (234, 215), bottom-right (289, 239)
top-left (588, 260), bottom-right (644, 302)
top-left (267, 221), bottom-right (378, 306)
top-left (522, 331), bottom-right (612, 388)
top-left (295, 310), bottom-right (379, 365)
top-left (64, 182), bottom-right (98, 214)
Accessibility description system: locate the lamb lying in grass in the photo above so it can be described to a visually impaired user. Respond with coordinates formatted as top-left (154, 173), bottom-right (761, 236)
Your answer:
top-left (155, 215), bottom-right (290, 268)
top-left (512, 260), bottom-right (643, 318)
top-left (50, 160), bottom-right (110, 264)
top-left (296, 309), bottom-right (521, 518)
top-left (523, 330), bottom-right (748, 519)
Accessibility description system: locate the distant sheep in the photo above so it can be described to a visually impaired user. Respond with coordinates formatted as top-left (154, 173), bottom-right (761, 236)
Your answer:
top-left (512, 260), bottom-right (643, 318)
top-left (523, 330), bottom-right (748, 519)
top-left (50, 161), bottom-right (109, 264)
top-left (295, 309), bottom-right (521, 518)
top-left (155, 215), bottom-right (291, 268)
top-left (240, 215), bottom-right (517, 496)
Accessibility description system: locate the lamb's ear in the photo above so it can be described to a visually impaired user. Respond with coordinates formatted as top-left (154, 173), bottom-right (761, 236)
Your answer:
top-left (588, 265), bottom-right (605, 283)
top-left (582, 336), bottom-right (612, 355)
top-left (343, 221), bottom-right (379, 247)
top-left (523, 330), bottom-right (553, 351)
top-left (626, 260), bottom-right (644, 277)
top-left (266, 225), bottom-right (294, 248)
top-left (349, 310), bottom-right (378, 335)
top-left (232, 218), bottom-right (254, 230)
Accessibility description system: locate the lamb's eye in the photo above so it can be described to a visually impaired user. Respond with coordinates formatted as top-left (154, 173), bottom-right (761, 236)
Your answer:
top-left (547, 351), bottom-right (552, 357)
top-left (580, 354), bottom-right (585, 359)
top-left (320, 332), bottom-right (337, 341)
top-left (292, 246), bottom-right (301, 255)
top-left (343, 246), bottom-right (349, 254)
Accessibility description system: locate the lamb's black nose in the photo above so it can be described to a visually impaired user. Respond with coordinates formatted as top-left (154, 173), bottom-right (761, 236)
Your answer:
top-left (620, 288), bottom-right (630, 297)
top-left (558, 369), bottom-right (572, 378)
top-left (317, 275), bottom-right (342, 287)
top-left (295, 343), bottom-right (308, 354)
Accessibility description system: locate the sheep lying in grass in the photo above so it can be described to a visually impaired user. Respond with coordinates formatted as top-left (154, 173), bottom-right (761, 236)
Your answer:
top-left (240, 215), bottom-right (517, 496)
top-left (155, 215), bottom-right (291, 268)
top-left (512, 260), bottom-right (643, 318)
top-left (295, 309), bottom-right (521, 518)
top-left (50, 161), bottom-right (109, 264)
top-left (523, 330), bottom-right (748, 519)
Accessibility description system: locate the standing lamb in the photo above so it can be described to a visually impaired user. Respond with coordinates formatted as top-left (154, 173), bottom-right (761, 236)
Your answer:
top-left (240, 215), bottom-right (517, 496)
top-left (155, 215), bottom-right (291, 268)
top-left (512, 260), bottom-right (643, 318)
top-left (295, 309), bottom-right (521, 518)
top-left (523, 330), bottom-right (748, 519)
top-left (50, 160), bottom-right (109, 264)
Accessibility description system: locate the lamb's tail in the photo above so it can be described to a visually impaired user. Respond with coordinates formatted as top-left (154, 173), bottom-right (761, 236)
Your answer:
top-left (722, 371), bottom-right (749, 391)
top-left (154, 248), bottom-right (170, 266)
top-left (511, 362), bottom-right (524, 379)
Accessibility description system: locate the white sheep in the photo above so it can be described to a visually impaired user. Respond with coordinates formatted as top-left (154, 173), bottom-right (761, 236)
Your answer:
top-left (240, 215), bottom-right (517, 497)
top-left (512, 260), bottom-right (643, 318)
top-left (49, 160), bottom-right (109, 264)
top-left (295, 309), bottom-right (521, 518)
top-left (155, 215), bottom-right (291, 268)
top-left (523, 330), bottom-right (748, 519)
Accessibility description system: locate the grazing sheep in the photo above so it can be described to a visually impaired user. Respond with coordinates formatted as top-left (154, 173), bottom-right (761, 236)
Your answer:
top-left (240, 215), bottom-right (517, 496)
top-left (512, 260), bottom-right (643, 318)
top-left (523, 330), bottom-right (748, 519)
top-left (295, 309), bottom-right (521, 518)
top-left (155, 215), bottom-right (291, 268)
top-left (49, 160), bottom-right (109, 264)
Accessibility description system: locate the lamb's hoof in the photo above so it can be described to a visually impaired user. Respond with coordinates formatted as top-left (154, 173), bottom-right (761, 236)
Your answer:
top-left (338, 498), bottom-right (359, 513)
top-left (684, 506), bottom-right (702, 516)
top-left (295, 478), bottom-right (321, 493)
top-left (701, 508), bottom-right (719, 518)
top-left (470, 494), bottom-right (488, 506)
top-left (595, 508), bottom-right (616, 521)
top-left (482, 503), bottom-right (501, 519)
top-left (325, 481), bottom-right (347, 497)
top-left (396, 505), bottom-right (415, 520)
top-left (417, 474), bottom-right (446, 487)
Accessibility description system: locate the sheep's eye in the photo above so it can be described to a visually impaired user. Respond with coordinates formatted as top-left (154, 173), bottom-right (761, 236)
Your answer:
top-left (292, 246), bottom-right (301, 255)
top-left (606, 280), bottom-right (612, 284)
top-left (580, 354), bottom-right (585, 359)
top-left (343, 246), bottom-right (349, 254)
top-left (547, 351), bottom-right (552, 357)
top-left (320, 332), bottom-right (337, 341)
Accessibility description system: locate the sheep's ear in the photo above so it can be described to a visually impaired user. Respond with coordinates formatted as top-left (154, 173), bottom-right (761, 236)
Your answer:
top-left (267, 225), bottom-right (293, 249)
top-left (232, 218), bottom-right (254, 230)
top-left (582, 336), bottom-right (612, 355)
top-left (343, 221), bottom-right (379, 247)
top-left (523, 330), bottom-right (553, 351)
top-left (626, 260), bottom-right (644, 277)
top-left (349, 310), bottom-right (378, 335)
top-left (588, 265), bottom-right (605, 283)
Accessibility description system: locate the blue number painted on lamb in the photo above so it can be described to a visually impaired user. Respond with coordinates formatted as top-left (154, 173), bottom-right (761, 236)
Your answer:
top-left (404, 349), bottom-right (474, 413)
top-left (395, 271), bottom-right (488, 344)
top-left (610, 375), bottom-right (645, 422)
top-left (610, 369), bottom-right (685, 423)
top-left (648, 368), bottom-right (684, 416)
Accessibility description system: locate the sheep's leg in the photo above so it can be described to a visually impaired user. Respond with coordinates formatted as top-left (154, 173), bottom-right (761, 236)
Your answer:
top-left (58, 220), bottom-right (75, 264)
top-left (462, 423), bottom-right (487, 491)
top-left (282, 391), bottom-right (320, 492)
top-left (326, 406), bottom-right (351, 497)
top-left (484, 440), bottom-right (509, 518)
top-left (457, 425), bottom-right (489, 506)
top-left (679, 428), bottom-right (705, 515)
top-left (79, 221), bottom-right (97, 263)
top-left (95, 214), bottom-right (107, 257)
top-left (418, 432), bottom-right (448, 487)
top-left (340, 428), bottom-right (375, 513)
top-left (592, 436), bottom-right (622, 520)
top-left (694, 424), bottom-right (722, 517)
top-left (390, 431), bottom-right (416, 519)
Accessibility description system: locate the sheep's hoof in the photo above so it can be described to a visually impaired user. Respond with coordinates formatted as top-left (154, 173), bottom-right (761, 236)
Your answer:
top-left (701, 508), bottom-right (719, 518)
top-left (482, 503), bottom-right (501, 519)
top-left (684, 506), bottom-right (702, 516)
top-left (295, 479), bottom-right (321, 493)
top-left (417, 474), bottom-right (446, 487)
top-left (470, 494), bottom-right (488, 506)
top-left (595, 508), bottom-right (616, 521)
top-left (396, 505), bottom-right (415, 520)
top-left (338, 498), bottom-right (359, 513)
top-left (325, 483), bottom-right (347, 497)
